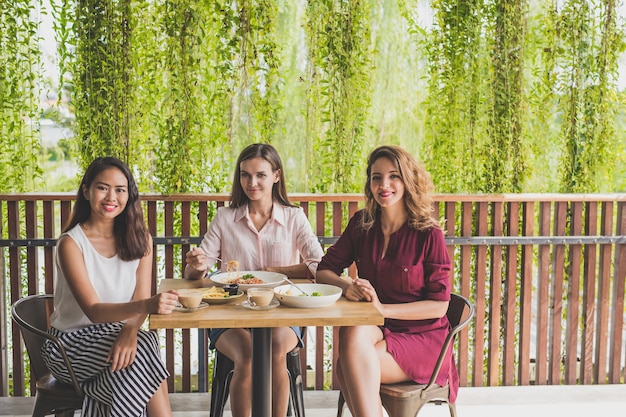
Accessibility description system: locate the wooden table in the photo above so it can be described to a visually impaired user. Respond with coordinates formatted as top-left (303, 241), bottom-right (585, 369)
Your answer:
top-left (150, 278), bottom-right (384, 417)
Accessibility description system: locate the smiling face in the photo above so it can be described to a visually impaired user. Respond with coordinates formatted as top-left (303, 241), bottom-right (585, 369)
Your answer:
top-left (369, 156), bottom-right (405, 209)
top-left (239, 157), bottom-right (280, 203)
top-left (82, 167), bottom-right (129, 220)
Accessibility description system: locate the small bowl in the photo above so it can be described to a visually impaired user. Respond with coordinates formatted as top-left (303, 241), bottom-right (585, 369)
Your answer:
top-left (223, 284), bottom-right (239, 295)
top-left (274, 283), bottom-right (342, 308)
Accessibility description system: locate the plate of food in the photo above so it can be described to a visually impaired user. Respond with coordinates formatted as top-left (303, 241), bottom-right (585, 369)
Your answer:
top-left (273, 283), bottom-right (342, 308)
top-left (201, 286), bottom-right (245, 304)
top-left (209, 270), bottom-right (287, 291)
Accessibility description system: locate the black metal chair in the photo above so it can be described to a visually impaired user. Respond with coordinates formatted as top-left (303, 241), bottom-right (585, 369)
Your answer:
top-left (11, 294), bottom-right (84, 417)
top-left (337, 293), bottom-right (474, 417)
top-left (210, 335), bottom-right (306, 417)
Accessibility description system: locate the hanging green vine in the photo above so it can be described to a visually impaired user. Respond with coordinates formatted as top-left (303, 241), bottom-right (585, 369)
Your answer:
top-left (423, 0), bottom-right (490, 193)
top-left (558, 0), bottom-right (623, 192)
top-left (71, 0), bottom-right (133, 169)
top-left (195, 0), bottom-right (235, 192)
top-left (484, 0), bottom-right (527, 193)
top-left (306, 0), bottom-right (373, 193)
top-left (152, 0), bottom-right (206, 193)
top-left (525, 1), bottom-right (560, 192)
top-left (226, 0), bottom-right (281, 151)
top-left (0, 0), bottom-right (43, 192)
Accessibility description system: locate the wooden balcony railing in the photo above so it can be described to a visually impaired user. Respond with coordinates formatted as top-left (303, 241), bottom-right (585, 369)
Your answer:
top-left (1, 193), bottom-right (625, 397)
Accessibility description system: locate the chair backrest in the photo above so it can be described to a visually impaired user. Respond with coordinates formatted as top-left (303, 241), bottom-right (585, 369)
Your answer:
top-left (11, 294), bottom-right (83, 396)
top-left (12, 295), bottom-right (55, 381)
top-left (426, 293), bottom-right (474, 387)
top-left (446, 293), bottom-right (474, 332)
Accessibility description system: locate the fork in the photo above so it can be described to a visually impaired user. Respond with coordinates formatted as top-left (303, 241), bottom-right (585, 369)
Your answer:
top-left (283, 277), bottom-right (310, 296)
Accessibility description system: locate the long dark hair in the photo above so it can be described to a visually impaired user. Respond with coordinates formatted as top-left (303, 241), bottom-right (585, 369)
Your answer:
top-left (361, 145), bottom-right (440, 232)
top-left (229, 143), bottom-right (295, 208)
top-left (63, 157), bottom-right (149, 261)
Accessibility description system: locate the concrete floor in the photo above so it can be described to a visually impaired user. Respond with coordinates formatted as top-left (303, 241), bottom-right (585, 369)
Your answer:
top-left (1, 384), bottom-right (624, 417)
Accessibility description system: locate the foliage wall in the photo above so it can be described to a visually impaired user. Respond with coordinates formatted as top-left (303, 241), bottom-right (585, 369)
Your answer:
top-left (1, 0), bottom-right (625, 194)
top-left (0, 0), bottom-right (43, 192)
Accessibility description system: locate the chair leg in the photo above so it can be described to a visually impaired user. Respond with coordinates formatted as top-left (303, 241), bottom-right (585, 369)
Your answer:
top-left (211, 347), bottom-right (306, 417)
top-left (448, 402), bottom-right (457, 417)
top-left (197, 329), bottom-right (209, 393)
top-left (210, 351), bottom-right (235, 417)
top-left (287, 348), bottom-right (305, 417)
top-left (337, 390), bottom-right (345, 417)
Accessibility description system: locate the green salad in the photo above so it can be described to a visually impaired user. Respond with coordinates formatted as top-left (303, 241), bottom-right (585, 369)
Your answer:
top-left (299, 291), bottom-right (322, 297)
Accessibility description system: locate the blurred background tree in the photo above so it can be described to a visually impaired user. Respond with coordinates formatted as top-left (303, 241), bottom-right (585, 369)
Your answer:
top-left (1, 0), bottom-right (625, 194)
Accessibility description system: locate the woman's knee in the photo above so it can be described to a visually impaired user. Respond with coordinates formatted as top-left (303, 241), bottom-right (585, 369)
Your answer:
top-left (215, 330), bottom-right (252, 362)
top-left (338, 326), bottom-right (381, 352)
top-left (229, 348), bottom-right (253, 368)
top-left (271, 329), bottom-right (297, 355)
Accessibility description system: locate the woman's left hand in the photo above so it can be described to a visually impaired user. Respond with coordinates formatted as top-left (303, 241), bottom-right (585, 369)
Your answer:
top-left (107, 327), bottom-right (138, 372)
top-left (353, 279), bottom-right (382, 311)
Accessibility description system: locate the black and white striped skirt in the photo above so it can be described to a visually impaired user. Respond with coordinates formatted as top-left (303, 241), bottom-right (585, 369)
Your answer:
top-left (43, 322), bottom-right (169, 417)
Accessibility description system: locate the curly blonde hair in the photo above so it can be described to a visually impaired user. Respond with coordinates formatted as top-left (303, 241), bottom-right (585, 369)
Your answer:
top-left (360, 145), bottom-right (440, 232)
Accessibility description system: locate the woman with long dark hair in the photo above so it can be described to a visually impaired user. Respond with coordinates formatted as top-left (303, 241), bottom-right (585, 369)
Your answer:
top-left (43, 156), bottom-right (178, 416)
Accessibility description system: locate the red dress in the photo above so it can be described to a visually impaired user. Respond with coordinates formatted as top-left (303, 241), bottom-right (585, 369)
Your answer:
top-left (317, 210), bottom-right (459, 402)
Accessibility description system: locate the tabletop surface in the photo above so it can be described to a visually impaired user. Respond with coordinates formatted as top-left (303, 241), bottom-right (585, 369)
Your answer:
top-left (149, 278), bottom-right (384, 329)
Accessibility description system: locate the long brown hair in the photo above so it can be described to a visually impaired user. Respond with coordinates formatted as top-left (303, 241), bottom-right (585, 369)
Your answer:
top-left (229, 143), bottom-right (295, 208)
top-left (63, 157), bottom-right (149, 261)
top-left (360, 145), bottom-right (440, 231)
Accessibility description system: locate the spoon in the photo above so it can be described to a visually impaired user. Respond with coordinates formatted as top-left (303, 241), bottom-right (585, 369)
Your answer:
top-left (283, 277), bottom-right (311, 296)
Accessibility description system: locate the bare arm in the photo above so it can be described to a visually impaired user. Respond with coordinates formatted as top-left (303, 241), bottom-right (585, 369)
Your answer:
top-left (316, 268), bottom-right (360, 298)
top-left (58, 235), bottom-right (177, 324)
top-left (377, 298), bottom-right (449, 320)
top-left (108, 234), bottom-right (177, 371)
top-left (266, 263), bottom-right (309, 278)
top-left (354, 279), bottom-right (449, 320)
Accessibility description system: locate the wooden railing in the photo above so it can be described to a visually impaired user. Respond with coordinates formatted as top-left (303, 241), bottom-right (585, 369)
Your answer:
top-left (1, 193), bottom-right (625, 397)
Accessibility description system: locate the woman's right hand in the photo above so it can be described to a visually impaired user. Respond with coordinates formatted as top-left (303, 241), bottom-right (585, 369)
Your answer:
top-left (150, 290), bottom-right (179, 314)
top-left (185, 247), bottom-right (210, 276)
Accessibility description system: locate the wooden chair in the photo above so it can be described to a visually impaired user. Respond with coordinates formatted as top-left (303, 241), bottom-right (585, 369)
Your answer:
top-left (337, 293), bottom-right (474, 417)
top-left (209, 339), bottom-right (306, 417)
top-left (11, 294), bottom-right (83, 417)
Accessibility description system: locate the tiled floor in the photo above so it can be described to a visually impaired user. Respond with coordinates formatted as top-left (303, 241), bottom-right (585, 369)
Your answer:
top-left (1, 384), bottom-right (625, 416)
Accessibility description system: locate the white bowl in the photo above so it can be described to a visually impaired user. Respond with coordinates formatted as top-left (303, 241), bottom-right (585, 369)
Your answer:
top-left (274, 283), bottom-right (342, 308)
top-left (210, 270), bottom-right (287, 291)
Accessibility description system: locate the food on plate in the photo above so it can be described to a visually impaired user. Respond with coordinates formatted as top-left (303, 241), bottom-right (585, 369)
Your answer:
top-left (221, 260), bottom-right (266, 284)
top-left (284, 289), bottom-right (322, 297)
top-left (202, 286), bottom-right (232, 299)
top-left (224, 273), bottom-right (265, 285)
top-left (225, 260), bottom-right (240, 273)
top-left (273, 283), bottom-right (342, 308)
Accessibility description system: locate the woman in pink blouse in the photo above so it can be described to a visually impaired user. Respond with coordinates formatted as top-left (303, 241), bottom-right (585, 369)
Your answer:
top-left (184, 143), bottom-right (323, 417)
top-left (316, 145), bottom-right (455, 417)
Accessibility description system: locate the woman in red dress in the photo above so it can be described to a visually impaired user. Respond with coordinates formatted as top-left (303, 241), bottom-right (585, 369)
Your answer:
top-left (316, 145), bottom-right (455, 417)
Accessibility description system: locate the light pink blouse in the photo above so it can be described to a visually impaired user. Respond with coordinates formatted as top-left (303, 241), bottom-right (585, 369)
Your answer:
top-left (199, 203), bottom-right (323, 275)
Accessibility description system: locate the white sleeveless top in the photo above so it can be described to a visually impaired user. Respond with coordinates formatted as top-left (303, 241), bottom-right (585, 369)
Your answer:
top-left (50, 224), bottom-right (140, 332)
